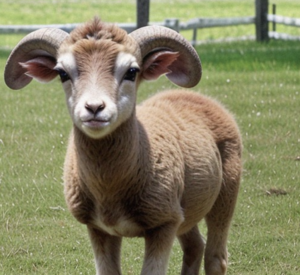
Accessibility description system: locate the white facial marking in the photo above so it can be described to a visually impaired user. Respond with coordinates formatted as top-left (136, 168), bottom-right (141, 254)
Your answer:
top-left (56, 52), bottom-right (78, 81)
top-left (114, 52), bottom-right (139, 82)
top-left (114, 52), bottom-right (139, 127)
top-left (55, 52), bottom-right (78, 119)
top-left (74, 90), bottom-right (118, 139)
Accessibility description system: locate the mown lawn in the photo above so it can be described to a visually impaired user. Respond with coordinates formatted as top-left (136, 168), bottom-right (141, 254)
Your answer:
top-left (1, 1), bottom-right (300, 274)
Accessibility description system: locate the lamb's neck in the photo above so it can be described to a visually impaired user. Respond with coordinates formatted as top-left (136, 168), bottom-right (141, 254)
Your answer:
top-left (73, 115), bottom-right (145, 191)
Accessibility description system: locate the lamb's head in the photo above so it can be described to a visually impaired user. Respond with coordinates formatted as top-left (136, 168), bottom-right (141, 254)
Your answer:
top-left (4, 17), bottom-right (202, 139)
top-left (54, 19), bottom-right (141, 139)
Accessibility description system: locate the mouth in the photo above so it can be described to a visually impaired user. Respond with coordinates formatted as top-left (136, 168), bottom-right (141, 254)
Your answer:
top-left (82, 119), bottom-right (110, 129)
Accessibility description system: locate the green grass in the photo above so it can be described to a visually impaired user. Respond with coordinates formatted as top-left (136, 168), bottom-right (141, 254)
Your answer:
top-left (1, 1), bottom-right (300, 274)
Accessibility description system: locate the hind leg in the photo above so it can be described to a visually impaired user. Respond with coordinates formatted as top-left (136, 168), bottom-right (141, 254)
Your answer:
top-left (204, 213), bottom-right (230, 275)
top-left (178, 226), bottom-right (205, 275)
top-left (204, 150), bottom-right (241, 275)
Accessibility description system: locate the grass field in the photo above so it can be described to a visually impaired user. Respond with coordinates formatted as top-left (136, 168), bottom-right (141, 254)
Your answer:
top-left (1, 1), bottom-right (300, 274)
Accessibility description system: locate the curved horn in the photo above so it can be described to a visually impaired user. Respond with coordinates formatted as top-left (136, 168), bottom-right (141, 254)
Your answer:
top-left (4, 28), bottom-right (69, 90)
top-left (129, 26), bottom-right (201, 88)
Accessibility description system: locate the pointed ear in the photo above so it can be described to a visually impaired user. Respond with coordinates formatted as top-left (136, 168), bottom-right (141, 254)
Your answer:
top-left (20, 56), bottom-right (58, 83)
top-left (141, 51), bottom-right (179, 81)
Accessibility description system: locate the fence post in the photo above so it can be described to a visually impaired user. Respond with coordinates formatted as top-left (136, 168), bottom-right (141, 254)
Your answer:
top-left (137, 0), bottom-right (150, 29)
top-left (255, 0), bottom-right (269, 41)
top-left (272, 4), bottom-right (276, 32)
top-left (164, 18), bottom-right (180, 32)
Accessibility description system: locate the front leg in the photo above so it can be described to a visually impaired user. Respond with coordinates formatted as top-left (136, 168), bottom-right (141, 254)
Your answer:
top-left (141, 222), bottom-right (179, 275)
top-left (87, 225), bottom-right (122, 275)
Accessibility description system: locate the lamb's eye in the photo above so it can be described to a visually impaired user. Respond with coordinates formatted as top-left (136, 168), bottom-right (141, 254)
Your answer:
top-left (123, 68), bottom-right (140, 82)
top-left (55, 68), bottom-right (70, 83)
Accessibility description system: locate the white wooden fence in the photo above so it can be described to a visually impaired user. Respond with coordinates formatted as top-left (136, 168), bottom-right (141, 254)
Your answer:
top-left (0, 1), bottom-right (299, 43)
top-left (268, 13), bottom-right (300, 40)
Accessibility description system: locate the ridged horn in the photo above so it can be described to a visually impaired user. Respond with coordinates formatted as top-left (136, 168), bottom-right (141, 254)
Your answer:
top-left (4, 28), bottom-right (69, 90)
top-left (129, 25), bottom-right (202, 88)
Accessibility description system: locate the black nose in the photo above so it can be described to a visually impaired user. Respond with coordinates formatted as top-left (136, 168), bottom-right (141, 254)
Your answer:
top-left (85, 101), bottom-right (106, 115)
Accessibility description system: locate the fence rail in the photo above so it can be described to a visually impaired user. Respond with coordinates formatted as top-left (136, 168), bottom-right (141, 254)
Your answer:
top-left (267, 14), bottom-right (300, 28)
top-left (0, 23), bottom-right (136, 35)
top-left (180, 16), bottom-right (255, 30)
